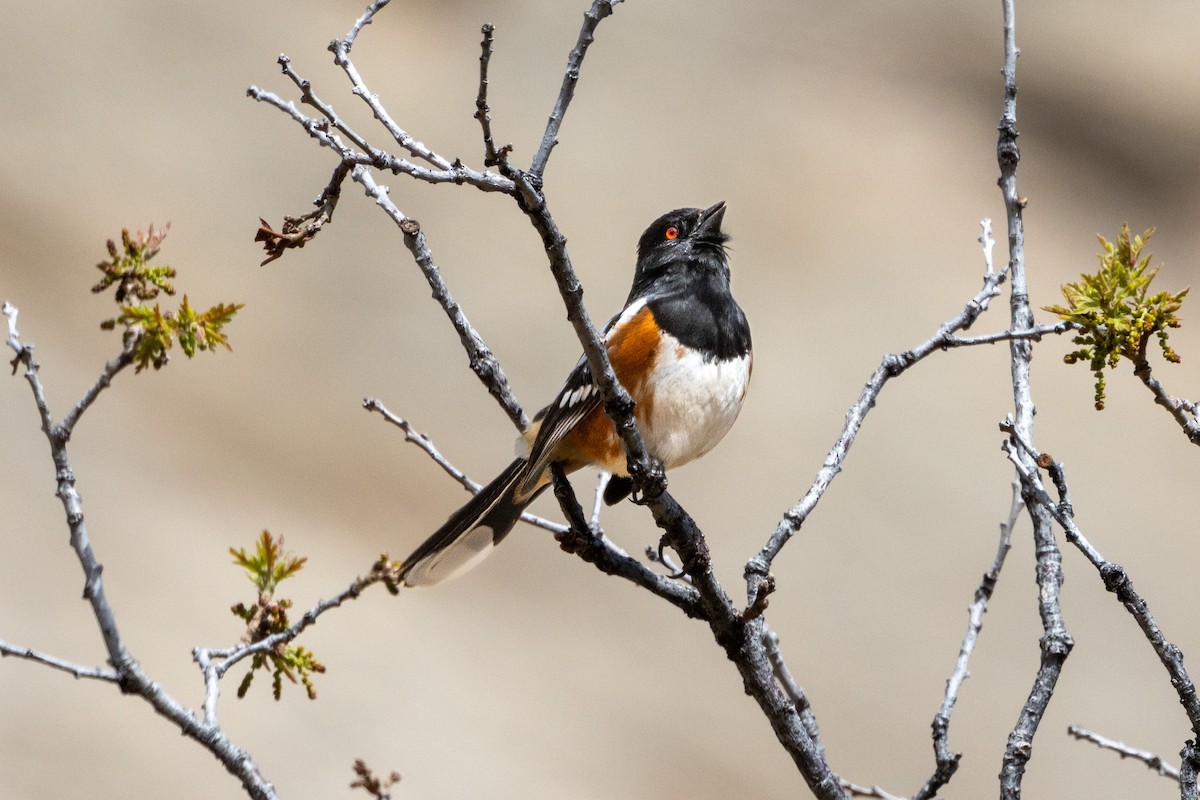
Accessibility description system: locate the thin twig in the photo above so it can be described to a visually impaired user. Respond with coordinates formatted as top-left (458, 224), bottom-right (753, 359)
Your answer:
top-left (763, 627), bottom-right (826, 759)
top-left (474, 24), bottom-right (510, 167)
top-left (4, 303), bottom-right (279, 800)
top-left (352, 169), bottom-right (528, 429)
top-left (754, 257), bottom-right (1008, 573)
top-left (204, 564), bottom-right (390, 680)
top-left (1132, 355), bottom-right (1200, 446)
top-left (331, 1), bottom-right (451, 172)
top-left (993, 3), bottom-right (1074, 797)
top-left (278, 55), bottom-right (380, 163)
top-left (331, 13), bottom-right (483, 177)
top-left (1067, 725), bottom-right (1181, 781)
top-left (246, 85), bottom-right (510, 193)
top-left (838, 778), bottom-right (906, 800)
top-left (913, 478), bottom-right (1020, 800)
top-left (980, 218), bottom-right (996, 274)
top-left (590, 472), bottom-right (610, 532)
top-left (1000, 428), bottom-right (1200, 737)
top-left (362, 397), bottom-right (561, 533)
top-left (530, 0), bottom-right (622, 179)
top-left (0, 640), bottom-right (120, 683)
top-left (364, 397), bottom-right (482, 491)
top-left (548, 465), bottom-right (704, 617)
top-left (4, 307), bottom-right (132, 680)
top-left (3, 303), bottom-right (53, 434)
top-left (59, 341), bottom-right (136, 437)
top-left (943, 320), bottom-right (1073, 348)
top-left (344, 0), bottom-right (389, 50)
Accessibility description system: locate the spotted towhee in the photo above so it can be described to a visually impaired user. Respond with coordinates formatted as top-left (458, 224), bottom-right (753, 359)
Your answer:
top-left (400, 201), bottom-right (751, 587)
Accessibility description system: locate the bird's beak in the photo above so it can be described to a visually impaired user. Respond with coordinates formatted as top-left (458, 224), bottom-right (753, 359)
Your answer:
top-left (695, 201), bottom-right (727, 239)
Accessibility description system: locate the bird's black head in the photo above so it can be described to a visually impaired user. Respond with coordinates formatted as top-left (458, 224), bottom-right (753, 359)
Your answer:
top-left (630, 202), bottom-right (731, 301)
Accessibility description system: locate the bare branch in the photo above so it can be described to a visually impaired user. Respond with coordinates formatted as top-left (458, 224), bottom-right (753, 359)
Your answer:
top-left (0, 640), bottom-right (120, 683)
top-left (549, 465), bottom-right (704, 616)
top-left (3, 302), bottom-right (54, 435)
top-left (979, 217), bottom-right (996, 274)
top-left (838, 778), bottom-right (906, 800)
top-left (1000, 428), bottom-right (1200, 737)
top-left (204, 561), bottom-right (393, 681)
top-left (247, 85), bottom-right (364, 161)
top-left (914, 478), bottom-right (1020, 800)
top-left (330, 5), bottom-right (450, 172)
top-left (246, 85), bottom-right (511, 193)
top-left (362, 397), bottom-right (561, 533)
top-left (5, 305), bottom-right (279, 799)
top-left (589, 471), bottom-right (610, 532)
top-left (943, 320), bottom-right (1073, 348)
top-left (329, 13), bottom-right (482, 177)
top-left (1067, 725), bottom-right (1181, 781)
top-left (343, 0), bottom-right (390, 50)
top-left (1132, 354), bottom-right (1200, 445)
top-left (763, 627), bottom-right (826, 758)
top-left (530, 0), bottom-right (622, 178)
top-left (59, 341), bottom-right (136, 437)
top-left (365, 397), bottom-right (480, 491)
top-left (992, 4), bottom-right (1074, 797)
top-left (754, 260), bottom-right (1007, 571)
top-left (3, 305), bottom-right (132, 677)
top-left (474, 24), bottom-right (511, 168)
top-left (278, 54), bottom-right (381, 164)
top-left (351, 169), bottom-right (528, 429)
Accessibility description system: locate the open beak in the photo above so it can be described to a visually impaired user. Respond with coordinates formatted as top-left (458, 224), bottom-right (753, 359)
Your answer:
top-left (695, 201), bottom-right (726, 240)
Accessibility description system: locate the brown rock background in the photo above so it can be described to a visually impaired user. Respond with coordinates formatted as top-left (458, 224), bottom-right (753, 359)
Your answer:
top-left (2, 1), bottom-right (1199, 798)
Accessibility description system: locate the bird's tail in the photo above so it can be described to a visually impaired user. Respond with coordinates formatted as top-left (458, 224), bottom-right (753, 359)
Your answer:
top-left (400, 458), bottom-right (541, 587)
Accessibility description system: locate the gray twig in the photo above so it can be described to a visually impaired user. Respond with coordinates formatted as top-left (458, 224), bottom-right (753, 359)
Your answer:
top-left (914, 478), bottom-right (1020, 800)
top-left (979, 217), bottom-right (996, 274)
top-left (530, 0), bottom-right (622, 179)
top-left (992, 4), bottom-right (1074, 797)
top-left (352, 169), bottom-right (528, 429)
top-left (1000, 427), bottom-right (1200, 737)
top-left (3, 303), bottom-right (279, 800)
top-left (474, 23), bottom-right (510, 167)
top-left (590, 472), bottom-right (610, 532)
top-left (548, 465), bottom-right (704, 616)
top-left (763, 627), bottom-right (826, 758)
top-left (1132, 353), bottom-right (1200, 446)
top-left (838, 778), bottom-right (906, 800)
top-left (362, 397), bottom-right (560, 533)
top-left (754, 253), bottom-right (1008, 573)
top-left (344, 0), bottom-right (389, 50)
top-left (1067, 725), bottom-right (1181, 781)
top-left (0, 640), bottom-right (120, 682)
top-left (944, 320), bottom-right (1073, 348)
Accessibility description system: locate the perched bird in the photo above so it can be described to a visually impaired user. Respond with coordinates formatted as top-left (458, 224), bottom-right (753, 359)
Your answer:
top-left (401, 201), bottom-right (752, 587)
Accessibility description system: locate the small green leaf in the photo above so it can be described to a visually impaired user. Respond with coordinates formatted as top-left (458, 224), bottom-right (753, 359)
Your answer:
top-left (228, 531), bottom-right (323, 701)
top-left (94, 225), bottom-right (242, 371)
top-left (1045, 224), bottom-right (1188, 409)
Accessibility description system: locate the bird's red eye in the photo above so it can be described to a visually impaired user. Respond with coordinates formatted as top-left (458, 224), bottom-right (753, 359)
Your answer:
top-left (664, 226), bottom-right (678, 240)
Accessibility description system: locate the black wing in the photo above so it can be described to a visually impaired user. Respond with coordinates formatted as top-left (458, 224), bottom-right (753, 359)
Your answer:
top-left (517, 308), bottom-right (627, 497)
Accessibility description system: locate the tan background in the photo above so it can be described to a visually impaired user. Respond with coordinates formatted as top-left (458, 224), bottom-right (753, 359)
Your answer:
top-left (3, 1), bottom-right (1200, 798)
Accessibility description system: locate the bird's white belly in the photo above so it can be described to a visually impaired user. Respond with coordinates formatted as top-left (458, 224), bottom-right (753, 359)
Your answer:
top-left (640, 333), bottom-right (751, 469)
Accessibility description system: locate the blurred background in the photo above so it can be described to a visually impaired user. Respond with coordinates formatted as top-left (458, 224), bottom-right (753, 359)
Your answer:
top-left (3, 1), bottom-right (1200, 798)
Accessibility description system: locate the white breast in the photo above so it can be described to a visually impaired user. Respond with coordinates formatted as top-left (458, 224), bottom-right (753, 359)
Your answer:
top-left (640, 331), bottom-right (751, 469)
